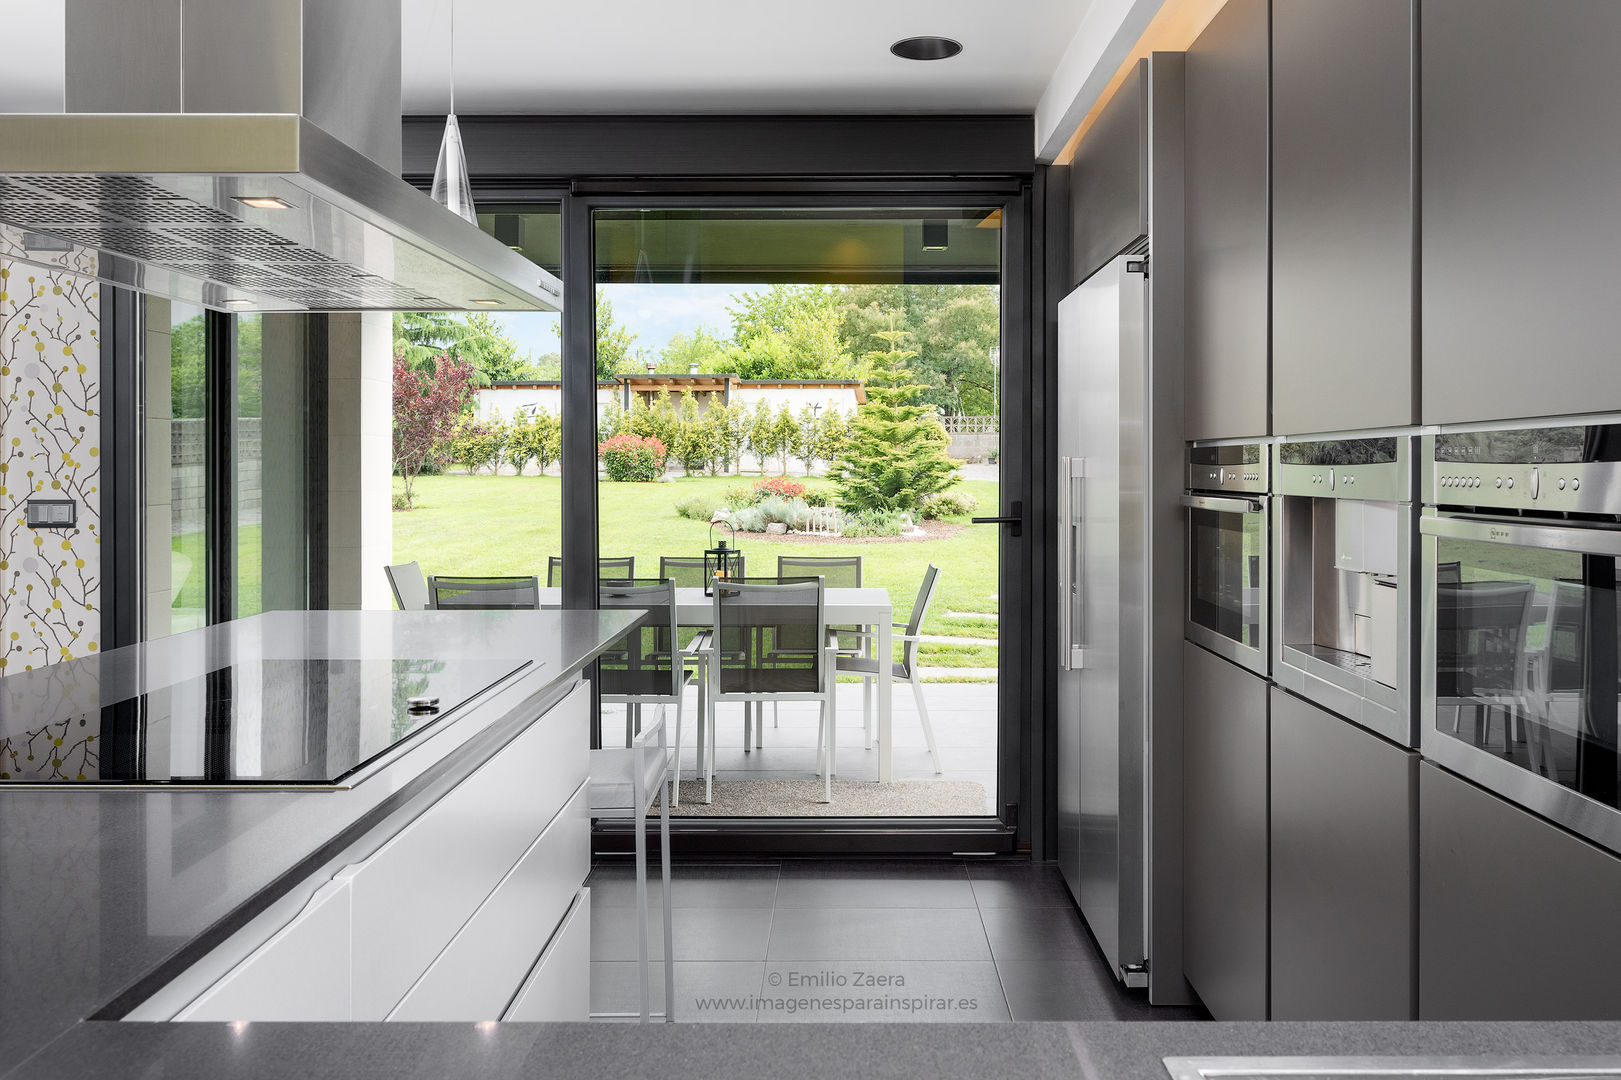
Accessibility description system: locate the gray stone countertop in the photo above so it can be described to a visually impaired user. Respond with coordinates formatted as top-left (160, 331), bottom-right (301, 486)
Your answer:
top-left (0, 610), bottom-right (643, 1076)
top-left (6, 1019), bottom-right (1621, 1080)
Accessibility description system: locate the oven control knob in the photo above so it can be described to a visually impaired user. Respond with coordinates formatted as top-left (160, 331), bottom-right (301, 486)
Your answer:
top-left (1559, 478), bottom-right (1567, 490)
top-left (1495, 478), bottom-right (1503, 488)
top-left (1473, 477), bottom-right (1481, 488)
top-left (1506, 477), bottom-right (1514, 489)
top-left (1573, 478), bottom-right (1581, 491)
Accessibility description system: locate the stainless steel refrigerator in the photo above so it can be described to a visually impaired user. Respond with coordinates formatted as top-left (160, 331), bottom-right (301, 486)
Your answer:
top-left (1054, 52), bottom-right (1188, 1003)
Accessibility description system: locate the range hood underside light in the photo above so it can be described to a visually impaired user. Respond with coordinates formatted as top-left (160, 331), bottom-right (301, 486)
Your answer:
top-left (0, 117), bottom-right (563, 314)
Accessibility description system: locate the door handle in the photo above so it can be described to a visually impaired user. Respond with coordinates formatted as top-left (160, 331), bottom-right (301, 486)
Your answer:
top-left (971, 501), bottom-right (1023, 537)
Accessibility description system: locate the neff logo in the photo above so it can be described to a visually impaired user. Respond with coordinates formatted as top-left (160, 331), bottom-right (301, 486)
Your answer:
top-left (1490, 527), bottom-right (1511, 541)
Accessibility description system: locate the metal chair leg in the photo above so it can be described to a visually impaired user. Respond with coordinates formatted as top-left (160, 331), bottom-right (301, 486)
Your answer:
top-left (910, 674), bottom-right (942, 774)
top-left (635, 795), bottom-right (650, 1023)
top-left (659, 781), bottom-right (674, 1023)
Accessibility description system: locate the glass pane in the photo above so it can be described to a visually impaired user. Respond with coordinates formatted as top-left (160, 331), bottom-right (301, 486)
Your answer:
top-left (234, 313), bottom-right (263, 617)
top-left (592, 206), bottom-right (1002, 818)
top-left (1433, 536), bottom-right (1620, 807)
top-left (167, 301), bottom-right (207, 634)
top-left (1189, 507), bottom-right (1262, 648)
top-left (387, 209), bottom-right (564, 613)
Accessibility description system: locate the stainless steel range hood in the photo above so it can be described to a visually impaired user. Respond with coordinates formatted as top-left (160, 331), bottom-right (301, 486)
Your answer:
top-left (0, 0), bottom-right (561, 314)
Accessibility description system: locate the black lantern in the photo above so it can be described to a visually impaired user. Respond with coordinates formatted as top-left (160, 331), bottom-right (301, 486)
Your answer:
top-left (704, 520), bottom-right (741, 596)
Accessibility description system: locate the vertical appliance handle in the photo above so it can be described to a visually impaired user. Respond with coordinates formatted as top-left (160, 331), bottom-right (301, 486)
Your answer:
top-left (1059, 456), bottom-right (1087, 670)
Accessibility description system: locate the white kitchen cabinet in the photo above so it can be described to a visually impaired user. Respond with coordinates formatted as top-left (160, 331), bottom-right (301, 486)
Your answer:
top-left (389, 782), bottom-right (591, 1021)
top-left (162, 678), bottom-right (591, 1023)
top-left (343, 679), bottom-right (589, 1019)
top-left (504, 890), bottom-right (592, 1022)
top-left (175, 879), bottom-right (352, 1022)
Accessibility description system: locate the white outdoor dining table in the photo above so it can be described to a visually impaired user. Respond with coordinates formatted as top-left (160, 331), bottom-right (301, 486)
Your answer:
top-left (537, 586), bottom-right (896, 781)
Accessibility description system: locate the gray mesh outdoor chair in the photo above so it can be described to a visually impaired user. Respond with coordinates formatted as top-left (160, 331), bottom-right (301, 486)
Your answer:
top-left (385, 561), bottom-right (430, 611)
top-left (427, 575), bottom-right (541, 610)
top-left (597, 579), bottom-right (705, 806)
top-left (770, 555), bottom-right (865, 736)
top-left (836, 564), bottom-right (944, 773)
top-left (546, 556), bottom-right (635, 588)
top-left (702, 577), bottom-right (837, 803)
top-left (657, 554), bottom-right (747, 588)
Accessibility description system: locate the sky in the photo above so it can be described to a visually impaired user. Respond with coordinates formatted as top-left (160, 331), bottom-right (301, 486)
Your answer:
top-left (491, 282), bottom-right (761, 363)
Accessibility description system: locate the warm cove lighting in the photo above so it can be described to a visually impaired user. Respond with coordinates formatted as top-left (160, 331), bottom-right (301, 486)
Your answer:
top-left (233, 196), bottom-right (294, 210)
top-left (472, 298), bottom-right (502, 305)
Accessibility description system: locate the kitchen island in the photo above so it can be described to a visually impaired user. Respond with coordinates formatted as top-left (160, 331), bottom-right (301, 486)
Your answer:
top-left (3, 613), bottom-right (1620, 1080)
top-left (0, 609), bottom-right (644, 1071)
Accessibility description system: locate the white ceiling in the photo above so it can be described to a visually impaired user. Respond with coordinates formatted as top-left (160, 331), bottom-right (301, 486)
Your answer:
top-left (400, 0), bottom-right (1099, 116)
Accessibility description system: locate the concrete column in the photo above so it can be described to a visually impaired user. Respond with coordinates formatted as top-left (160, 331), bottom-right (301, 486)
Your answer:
top-left (326, 312), bottom-right (392, 610)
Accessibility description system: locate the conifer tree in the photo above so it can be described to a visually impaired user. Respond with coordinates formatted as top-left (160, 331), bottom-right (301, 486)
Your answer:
top-left (832, 331), bottom-right (960, 514)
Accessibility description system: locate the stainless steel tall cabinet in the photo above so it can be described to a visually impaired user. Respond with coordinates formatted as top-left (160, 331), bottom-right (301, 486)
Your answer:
top-left (1419, 763), bottom-right (1621, 1019)
top-left (1271, 0), bottom-right (1415, 434)
top-left (1183, 0), bottom-right (1269, 441)
top-left (1269, 688), bottom-right (1416, 1019)
top-left (1070, 62), bottom-right (1148, 289)
top-left (1056, 53), bottom-right (1189, 1005)
top-left (1182, 642), bottom-right (1269, 1020)
top-left (1421, 0), bottom-right (1621, 424)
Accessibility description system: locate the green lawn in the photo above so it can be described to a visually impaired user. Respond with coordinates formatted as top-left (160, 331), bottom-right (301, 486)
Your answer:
top-left (172, 526), bottom-right (263, 618)
top-left (392, 474), bottom-right (1002, 679)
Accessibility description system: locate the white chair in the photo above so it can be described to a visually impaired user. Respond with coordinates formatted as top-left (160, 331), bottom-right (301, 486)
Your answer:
top-left (702, 578), bottom-right (838, 803)
top-left (588, 653), bottom-right (677, 1023)
top-left (384, 561), bottom-right (430, 610)
top-left (836, 564), bottom-right (945, 775)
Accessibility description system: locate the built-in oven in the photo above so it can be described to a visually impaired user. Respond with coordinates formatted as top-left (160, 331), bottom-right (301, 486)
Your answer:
top-left (1273, 436), bottom-right (1417, 744)
top-left (1183, 442), bottom-right (1270, 676)
top-left (1420, 423), bottom-right (1621, 855)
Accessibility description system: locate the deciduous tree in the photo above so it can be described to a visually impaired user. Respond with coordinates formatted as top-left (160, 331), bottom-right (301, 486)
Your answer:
top-left (392, 353), bottom-right (475, 508)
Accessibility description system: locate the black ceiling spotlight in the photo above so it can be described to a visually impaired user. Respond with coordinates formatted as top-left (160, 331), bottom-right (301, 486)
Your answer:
top-left (890, 36), bottom-right (963, 61)
top-left (922, 219), bottom-right (950, 251)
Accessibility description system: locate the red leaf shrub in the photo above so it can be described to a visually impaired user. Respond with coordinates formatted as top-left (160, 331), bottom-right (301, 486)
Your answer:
top-left (598, 433), bottom-right (668, 482)
top-left (753, 476), bottom-right (807, 500)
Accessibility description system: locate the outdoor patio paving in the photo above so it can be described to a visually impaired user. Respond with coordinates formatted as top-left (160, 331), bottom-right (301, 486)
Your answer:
top-left (603, 681), bottom-right (1000, 815)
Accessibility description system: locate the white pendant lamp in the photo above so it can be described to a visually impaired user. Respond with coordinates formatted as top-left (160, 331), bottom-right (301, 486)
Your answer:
top-left (430, 0), bottom-right (477, 225)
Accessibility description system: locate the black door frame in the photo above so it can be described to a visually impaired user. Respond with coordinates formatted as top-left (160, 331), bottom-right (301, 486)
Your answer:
top-left (555, 185), bottom-right (1032, 856)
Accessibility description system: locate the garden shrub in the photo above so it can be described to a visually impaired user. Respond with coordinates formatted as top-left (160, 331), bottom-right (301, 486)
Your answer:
top-left (919, 490), bottom-right (981, 520)
top-left (724, 485), bottom-right (759, 510)
top-left (392, 492), bottom-right (411, 511)
top-left (754, 495), bottom-right (795, 526)
top-left (729, 506), bottom-right (767, 533)
top-left (674, 495), bottom-right (723, 521)
top-left (841, 509), bottom-right (911, 538)
top-left (801, 486), bottom-right (835, 508)
top-left (754, 476), bottom-right (806, 501)
top-left (598, 434), bottom-right (668, 482)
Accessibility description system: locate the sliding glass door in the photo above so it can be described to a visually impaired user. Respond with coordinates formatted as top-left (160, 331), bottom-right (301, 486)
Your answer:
top-left (584, 203), bottom-right (1012, 827)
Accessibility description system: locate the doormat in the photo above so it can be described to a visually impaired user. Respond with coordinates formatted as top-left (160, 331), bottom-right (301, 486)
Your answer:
top-left (659, 779), bottom-right (990, 817)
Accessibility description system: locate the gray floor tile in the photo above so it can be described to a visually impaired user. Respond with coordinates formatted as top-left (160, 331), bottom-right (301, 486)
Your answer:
top-left (995, 960), bottom-right (1209, 1021)
top-left (587, 862), bottom-right (779, 909)
top-left (754, 961), bottom-right (1010, 1022)
top-left (966, 862), bottom-right (1077, 908)
top-left (766, 907), bottom-right (991, 962)
top-left (591, 905), bottom-right (774, 962)
top-left (774, 861), bottom-right (975, 908)
top-left (978, 904), bottom-right (1098, 961)
top-left (590, 961), bottom-right (765, 1022)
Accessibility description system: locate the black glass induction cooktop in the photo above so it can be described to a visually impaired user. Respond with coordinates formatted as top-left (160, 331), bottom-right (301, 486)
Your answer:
top-left (0, 658), bottom-right (530, 787)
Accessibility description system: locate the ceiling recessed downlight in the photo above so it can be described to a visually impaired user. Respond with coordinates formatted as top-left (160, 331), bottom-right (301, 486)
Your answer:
top-left (890, 36), bottom-right (962, 61)
top-left (233, 196), bottom-right (295, 210)
top-left (224, 299), bottom-right (253, 307)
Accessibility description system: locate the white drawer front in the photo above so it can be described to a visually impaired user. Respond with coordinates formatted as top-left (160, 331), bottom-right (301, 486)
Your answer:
top-left (389, 781), bottom-right (590, 1021)
top-left (345, 679), bottom-right (588, 1019)
top-left (177, 879), bottom-right (352, 1022)
top-left (503, 888), bottom-right (591, 1022)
